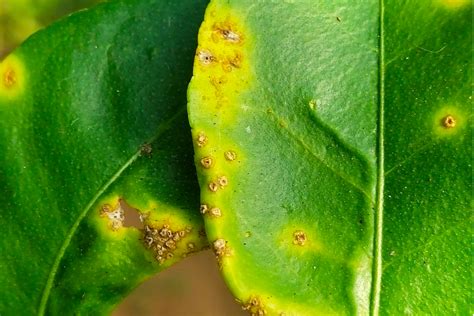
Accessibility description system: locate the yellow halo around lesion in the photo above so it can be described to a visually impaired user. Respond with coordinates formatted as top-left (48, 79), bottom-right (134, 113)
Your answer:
top-left (0, 54), bottom-right (26, 100)
top-left (438, 0), bottom-right (471, 9)
top-left (432, 105), bottom-right (468, 137)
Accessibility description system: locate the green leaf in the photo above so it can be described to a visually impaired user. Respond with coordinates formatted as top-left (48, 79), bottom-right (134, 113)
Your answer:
top-left (188, 1), bottom-right (472, 314)
top-left (0, 0), bottom-right (208, 314)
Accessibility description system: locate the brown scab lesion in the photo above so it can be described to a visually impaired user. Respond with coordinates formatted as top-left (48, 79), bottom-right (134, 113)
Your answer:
top-left (139, 143), bottom-right (153, 157)
top-left (143, 224), bottom-right (192, 264)
top-left (200, 204), bottom-right (222, 218)
top-left (224, 150), bottom-right (237, 161)
top-left (242, 296), bottom-right (267, 316)
top-left (293, 230), bottom-right (307, 246)
top-left (222, 52), bottom-right (243, 72)
top-left (213, 238), bottom-right (232, 262)
top-left (208, 181), bottom-right (219, 192)
top-left (196, 132), bottom-right (208, 147)
top-left (200, 156), bottom-right (213, 169)
top-left (442, 115), bottom-right (456, 128)
top-left (3, 68), bottom-right (16, 89)
top-left (221, 29), bottom-right (241, 42)
top-left (217, 175), bottom-right (228, 187)
top-left (209, 207), bottom-right (222, 217)
top-left (212, 21), bottom-right (243, 44)
top-left (208, 176), bottom-right (229, 192)
top-left (210, 75), bottom-right (228, 88)
top-left (200, 204), bottom-right (209, 214)
top-left (197, 49), bottom-right (216, 65)
top-left (100, 202), bottom-right (125, 231)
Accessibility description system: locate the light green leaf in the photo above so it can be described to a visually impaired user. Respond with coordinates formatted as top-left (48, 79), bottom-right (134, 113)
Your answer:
top-left (188, 1), bottom-right (472, 315)
top-left (0, 0), bottom-right (208, 314)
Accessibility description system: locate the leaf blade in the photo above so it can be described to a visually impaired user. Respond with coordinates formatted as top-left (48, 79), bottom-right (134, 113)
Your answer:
top-left (0, 0), bottom-right (208, 313)
top-left (188, 0), bottom-right (472, 314)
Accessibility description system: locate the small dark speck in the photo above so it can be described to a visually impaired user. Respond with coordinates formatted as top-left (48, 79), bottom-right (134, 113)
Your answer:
top-left (336, 16), bottom-right (341, 22)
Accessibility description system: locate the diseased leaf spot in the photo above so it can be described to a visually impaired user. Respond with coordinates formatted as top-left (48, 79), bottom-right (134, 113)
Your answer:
top-left (224, 150), bottom-right (237, 161)
top-left (222, 29), bottom-right (241, 42)
top-left (207, 176), bottom-right (229, 192)
top-left (442, 115), bottom-right (456, 128)
top-left (197, 49), bottom-right (216, 65)
top-left (0, 55), bottom-right (25, 99)
top-left (211, 20), bottom-right (243, 44)
top-left (209, 207), bottom-right (222, 217)
top-left (242, 296), bottom-right (267, 316)
top-left (100, 202), bottom-right (125, 230)
top-left (433, 106), bottom-right (465, 137)
top-left (139, 143), bottom-right (153, 156)
top-left (217, 175), bottom-right (228, 187)
top-left (293, 230), bottom-right (307, 246)
top-left (200, 156), bottom-right (213, 169)
top-left (196, 132), bottom-right (208, 147)
top-left (200, 204), bottom-right (222, 217)
top-left (143, 223), bottom-right (191, 264)
top-left (3, 68), bottom-right (16, 89)
top-left (208, 181), bottom-right (219, 192)
top-left (222, 52), bottom-right (243, 72)
top-left (200, 204), bottom-right (209, 214)
top-left (213, 238), bottom-right (232, 262)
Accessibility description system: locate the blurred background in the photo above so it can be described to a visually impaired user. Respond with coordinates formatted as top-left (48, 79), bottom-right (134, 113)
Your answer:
top-left (0, 0), bottom-right (103, 57)
top-left (0, 1), bottom-right (246, 315)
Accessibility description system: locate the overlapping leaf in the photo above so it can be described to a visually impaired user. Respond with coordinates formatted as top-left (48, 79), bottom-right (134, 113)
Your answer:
top-left (0, 0), bottom-right (208, 314)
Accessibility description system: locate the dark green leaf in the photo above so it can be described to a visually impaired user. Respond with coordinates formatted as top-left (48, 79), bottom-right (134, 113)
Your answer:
top-left (0, 0), bottom-right (208, 314)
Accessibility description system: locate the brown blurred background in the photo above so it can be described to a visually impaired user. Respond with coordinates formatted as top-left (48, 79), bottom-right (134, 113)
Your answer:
top-left (1, 1), bottom-right (246, 315)
top-left (113, 250), bottom-right (245, 316)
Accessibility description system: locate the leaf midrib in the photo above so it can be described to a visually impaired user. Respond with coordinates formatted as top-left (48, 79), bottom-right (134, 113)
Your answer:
top-left (370, 0), bottom-right (385, 315)
top-left (37, 107), bottom-right (187, 315)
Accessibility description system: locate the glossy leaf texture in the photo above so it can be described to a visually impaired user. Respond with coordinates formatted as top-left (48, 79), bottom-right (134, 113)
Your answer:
top-left (188, 0), bottom-right (472, 315)
top-left (0, 0), bottom-right (208, 314)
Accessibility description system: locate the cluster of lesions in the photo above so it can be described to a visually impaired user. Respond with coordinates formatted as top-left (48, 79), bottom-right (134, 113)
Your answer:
top-left (241, 296), bottom-right (267, 316)
top-left (142, 222), bottom-right (194, 265)
top-left (196, 18), bottom-right (244, 67)
top-left (99, 199), bottom-right (199, 265)
top-left (194, 14), bottom-right (247, 116)
top-left (195, 131), bottom-right (239, 218)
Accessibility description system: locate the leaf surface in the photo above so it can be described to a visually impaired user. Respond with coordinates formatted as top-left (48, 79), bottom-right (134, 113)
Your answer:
top-left (0, 0), bottom-right (208, 314)
top-left (188, 1), bottom-right (472, 314)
